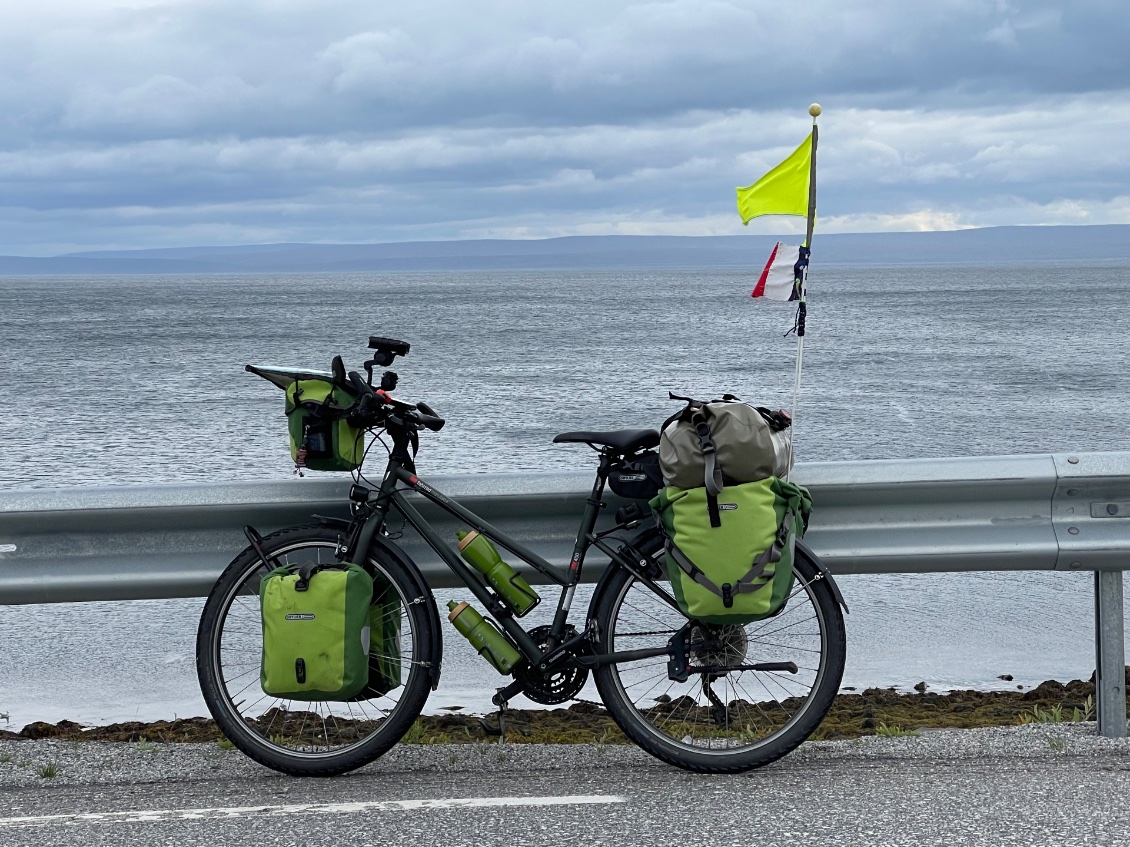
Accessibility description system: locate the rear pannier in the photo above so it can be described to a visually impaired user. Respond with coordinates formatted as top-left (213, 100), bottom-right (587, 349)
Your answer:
top-left (651, 394), bottom-right (809, 624)
top-left (651, 477), bottom-right (811, 624)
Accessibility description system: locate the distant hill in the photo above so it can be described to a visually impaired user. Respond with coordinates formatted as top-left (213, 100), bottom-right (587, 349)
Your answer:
top-left (2, 225), bottom-right (1129, 275)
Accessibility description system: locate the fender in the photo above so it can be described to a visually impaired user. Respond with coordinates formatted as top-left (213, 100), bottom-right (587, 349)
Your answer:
top-left (587, 525), bottom-right (667, 618)
top-left (796, 539), bottom-right (849, 613)
top-left (315, 515), bottom-right (445, 690)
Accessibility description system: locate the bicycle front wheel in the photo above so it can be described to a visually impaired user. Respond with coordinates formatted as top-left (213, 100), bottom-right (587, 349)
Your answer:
top-left (592, 544), bottom-right (845, 773)
top-left (196, 525), bottom-right (435, 776)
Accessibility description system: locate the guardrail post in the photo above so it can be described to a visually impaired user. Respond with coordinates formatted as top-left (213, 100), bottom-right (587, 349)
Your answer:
top-left (1094, 569), bottom-right (1127, 737)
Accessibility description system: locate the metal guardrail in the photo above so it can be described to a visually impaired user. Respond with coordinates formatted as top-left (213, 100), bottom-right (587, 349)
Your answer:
top-left (2, 452), bottom-right (1128, 734)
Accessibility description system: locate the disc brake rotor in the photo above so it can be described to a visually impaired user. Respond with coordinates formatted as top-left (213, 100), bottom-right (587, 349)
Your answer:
top-left (689, 623), bottom-right (749, 668)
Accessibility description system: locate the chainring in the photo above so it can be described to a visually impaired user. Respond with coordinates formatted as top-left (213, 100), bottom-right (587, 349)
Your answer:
top-left (513, 625), bottom-right (589, 705)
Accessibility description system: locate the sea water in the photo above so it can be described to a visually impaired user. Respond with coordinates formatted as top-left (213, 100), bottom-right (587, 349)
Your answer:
top-left (2, 265), bottom-right (1129, 726)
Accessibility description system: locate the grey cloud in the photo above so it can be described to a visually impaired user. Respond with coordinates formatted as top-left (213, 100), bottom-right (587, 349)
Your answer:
top-left (7, 1), bottom-right (1128, 141)
top-left (1, 1), bottom-right (1129, 252)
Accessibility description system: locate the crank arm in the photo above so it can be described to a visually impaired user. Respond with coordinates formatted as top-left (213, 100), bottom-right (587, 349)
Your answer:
top-left (492, 677), bottom-right (529, 708)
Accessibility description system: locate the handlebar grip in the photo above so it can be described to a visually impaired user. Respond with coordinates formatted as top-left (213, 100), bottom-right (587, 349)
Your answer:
top-left (415, 401), bottom-right (444, 431)
top-left (410, 409), bottom-right (445, 432)
top-left (347, 371), bottom-right (375, 399)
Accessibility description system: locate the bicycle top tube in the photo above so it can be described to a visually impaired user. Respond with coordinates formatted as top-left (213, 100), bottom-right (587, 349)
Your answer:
top-left (382, 463), bottom-right (573, 587)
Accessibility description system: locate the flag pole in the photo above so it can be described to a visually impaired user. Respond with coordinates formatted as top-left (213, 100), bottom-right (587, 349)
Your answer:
top-left (789, 104), bottom-right (820, 462)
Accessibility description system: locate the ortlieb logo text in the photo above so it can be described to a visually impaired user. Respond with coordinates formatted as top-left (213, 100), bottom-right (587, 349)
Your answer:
top-left (719, 503), bottom-right (738, 511)
top-left (285, 613), bottom-right (316, 620)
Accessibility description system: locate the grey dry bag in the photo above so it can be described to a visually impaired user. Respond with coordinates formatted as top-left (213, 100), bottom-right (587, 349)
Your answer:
top-left (659, 394), bottom-right (792, 493)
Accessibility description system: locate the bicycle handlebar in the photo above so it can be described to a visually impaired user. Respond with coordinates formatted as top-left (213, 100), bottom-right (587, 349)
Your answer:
top-left (346, 370), bottom-right (445, 432)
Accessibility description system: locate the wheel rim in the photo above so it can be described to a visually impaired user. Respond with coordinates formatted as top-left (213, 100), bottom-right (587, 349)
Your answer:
top-left (603, 570), bottom-right (832, 755)
top-left (206, 539), bottom-right (419, 759)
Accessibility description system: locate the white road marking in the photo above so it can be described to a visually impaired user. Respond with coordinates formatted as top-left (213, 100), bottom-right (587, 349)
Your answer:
top-left (0, 794), bottom-right (625, 828)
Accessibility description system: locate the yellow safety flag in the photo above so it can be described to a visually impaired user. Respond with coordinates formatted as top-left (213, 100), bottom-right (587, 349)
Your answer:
top-left (735, 132), bottom-right (813, 225)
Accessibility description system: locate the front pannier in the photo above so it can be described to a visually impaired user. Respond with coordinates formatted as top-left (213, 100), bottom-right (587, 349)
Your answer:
top-left (358, 572), bottom-right (403, 697)
top-left (260, 562), bottom-right (373, 700)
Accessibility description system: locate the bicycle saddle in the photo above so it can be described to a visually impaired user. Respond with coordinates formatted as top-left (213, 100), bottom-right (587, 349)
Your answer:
top-left (552, 428), bottom-right (660, 453)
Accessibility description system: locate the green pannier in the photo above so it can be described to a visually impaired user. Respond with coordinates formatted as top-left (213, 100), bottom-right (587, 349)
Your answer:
top-left (358, 572), bottom-right (403, 697)
top-left (651, 477), bottom-right (812, 625)
top-left (285, 379), bottom-right (365, 472)
top-left (260, 562), bottom-right (373, 700)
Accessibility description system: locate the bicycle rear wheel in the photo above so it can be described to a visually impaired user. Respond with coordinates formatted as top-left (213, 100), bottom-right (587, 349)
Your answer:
top-left (196, 525), bottom-right (434, 776)
top-left (591, 543), bottom-right (845, 773)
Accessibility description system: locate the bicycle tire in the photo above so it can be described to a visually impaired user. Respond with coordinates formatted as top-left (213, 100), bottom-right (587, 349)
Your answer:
top-left (591, 542), bottom-right (845, 773)
top-left (196, 524), bottom-right (435, 776)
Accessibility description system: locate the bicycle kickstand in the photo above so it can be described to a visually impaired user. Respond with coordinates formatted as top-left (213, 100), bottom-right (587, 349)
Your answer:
top-left (481, 689), bottom-right (511, 744)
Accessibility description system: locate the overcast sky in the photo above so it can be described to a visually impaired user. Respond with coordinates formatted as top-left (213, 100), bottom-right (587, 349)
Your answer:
top-left (1, 0), bottom-right (1127, 254)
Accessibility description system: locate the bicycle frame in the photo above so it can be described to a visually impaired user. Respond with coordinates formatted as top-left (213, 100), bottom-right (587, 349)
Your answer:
top-left (349, 451), bottom-right (681, 688)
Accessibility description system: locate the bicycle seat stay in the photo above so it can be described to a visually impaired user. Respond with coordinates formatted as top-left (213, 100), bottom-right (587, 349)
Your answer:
top-left (552, 428), bottom-right (659, 453)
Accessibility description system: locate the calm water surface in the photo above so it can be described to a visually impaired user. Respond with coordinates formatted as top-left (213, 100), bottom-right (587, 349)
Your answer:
top-left (2, 265), bottom-right (1128, 726)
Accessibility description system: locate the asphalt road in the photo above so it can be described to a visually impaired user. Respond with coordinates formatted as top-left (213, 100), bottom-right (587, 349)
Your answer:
top-left (1, 726), bottom-right (1128, 847)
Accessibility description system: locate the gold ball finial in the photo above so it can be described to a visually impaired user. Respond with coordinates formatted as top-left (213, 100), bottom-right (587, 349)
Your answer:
top-left (809, 103), bottom-right (822, 117)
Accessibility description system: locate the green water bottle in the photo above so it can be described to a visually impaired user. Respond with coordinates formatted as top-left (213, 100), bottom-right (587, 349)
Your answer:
top-left (447, 600), bottom-right (523, 675)
top-left (456, 530), bottom-right (540, 617)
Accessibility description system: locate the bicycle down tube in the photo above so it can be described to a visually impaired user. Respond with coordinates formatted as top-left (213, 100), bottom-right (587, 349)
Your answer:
top-left (371, 462), bottom-right (604, 662)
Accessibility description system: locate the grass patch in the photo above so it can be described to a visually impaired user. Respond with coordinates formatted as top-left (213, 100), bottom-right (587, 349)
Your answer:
top-left (1017, 695), bottom-right (1095, 725)
top-left (401, 719), bottom-right (427, 744)
top-left (36, 763), bottom-right (58, 779)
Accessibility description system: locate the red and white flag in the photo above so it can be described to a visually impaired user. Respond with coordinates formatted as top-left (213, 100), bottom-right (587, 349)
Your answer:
top-left (752, 242), bottom-right (801, 301)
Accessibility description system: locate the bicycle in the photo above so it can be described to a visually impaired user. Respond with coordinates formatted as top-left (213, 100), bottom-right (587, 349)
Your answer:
top-left (196, 336), bottom-right (847, 776)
